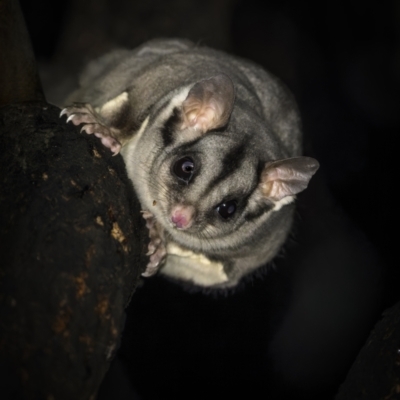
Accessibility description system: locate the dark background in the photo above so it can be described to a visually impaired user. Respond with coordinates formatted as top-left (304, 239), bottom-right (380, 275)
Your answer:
top-left (18, 0), bottom-right (398, 399)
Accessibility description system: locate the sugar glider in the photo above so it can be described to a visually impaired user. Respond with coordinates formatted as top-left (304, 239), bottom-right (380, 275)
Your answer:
top-left (61, 38), bottom-right (319, 290)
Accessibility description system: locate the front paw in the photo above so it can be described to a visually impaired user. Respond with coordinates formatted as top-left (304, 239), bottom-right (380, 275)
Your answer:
top-left (141, 211), bottom-right (167, 277)
top-left (60, 103), bottom-right (122, 155)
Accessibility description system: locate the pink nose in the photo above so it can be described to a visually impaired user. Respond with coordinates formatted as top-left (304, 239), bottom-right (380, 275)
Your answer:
top-left (170, 205), bottom-right (195, 229)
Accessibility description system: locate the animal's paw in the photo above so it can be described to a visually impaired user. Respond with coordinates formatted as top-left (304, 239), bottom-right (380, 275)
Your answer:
top-left (141, 211), bottom-right (167, 277)
top-left (60, 103), bottom-right (122, 155)
top-left (60, 103), bottom-right (99, 125)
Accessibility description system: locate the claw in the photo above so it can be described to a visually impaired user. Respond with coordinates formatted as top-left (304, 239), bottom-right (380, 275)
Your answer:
top-left (141, 210), bottom-right (154, 219)
top-left (146, 238), bottom-right (160, 256)
top-left (150, 253), bottom-right (162, 265)
top-left (66, 114), bottom-right (76, 123)
top-left (142, 268), bottom-right (157, 277)
top-left (61, 103), bottom-right (122, 155)
top-left (140, 211), bottom-right (167, 278)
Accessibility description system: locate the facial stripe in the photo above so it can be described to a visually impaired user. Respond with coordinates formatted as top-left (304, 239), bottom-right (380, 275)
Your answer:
top-left (244, 202), bottom-right (274, 223)
top-left (161, 107), bottom-right (181, 147)
top-left (208, 142), bottom-right (247, 189)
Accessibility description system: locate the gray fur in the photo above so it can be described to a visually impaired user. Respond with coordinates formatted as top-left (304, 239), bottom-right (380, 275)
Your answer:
top-left (64, 38), bottom-right (319, 290)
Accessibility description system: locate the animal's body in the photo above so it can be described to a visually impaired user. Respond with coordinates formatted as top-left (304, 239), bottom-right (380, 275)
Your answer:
top-left (62, 38), bottom-right (319, 290)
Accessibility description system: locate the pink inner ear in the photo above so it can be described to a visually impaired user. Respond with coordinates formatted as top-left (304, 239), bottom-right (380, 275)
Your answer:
top-left (261, 179), bottom-right (292, 201)
top-left (260, 166), bottom-right (287, 200)
top-left (191, 106), bottom-right (217, 132)
top-left (182, 99), bottom-right (218, 132)
top-left (180, 74), bottom-right (235, 134)
top-left (260, 157), bottom-right (320, 201)
top-left (264, 167), bottom-right (281, 182)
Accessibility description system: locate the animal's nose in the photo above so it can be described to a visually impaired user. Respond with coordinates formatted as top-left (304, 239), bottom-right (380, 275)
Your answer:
top-left (170, 205), bottom-right (195, 229)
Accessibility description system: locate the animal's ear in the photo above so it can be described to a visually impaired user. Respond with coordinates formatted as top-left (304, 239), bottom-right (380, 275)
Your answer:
top-left (180, 74), bottom-right (235, 133)
top-left (259, 157), bottom-right (319, 201)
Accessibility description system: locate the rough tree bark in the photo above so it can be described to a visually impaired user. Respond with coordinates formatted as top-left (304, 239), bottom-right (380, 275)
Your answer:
top-left (0, 1), bottom-right (147, 399)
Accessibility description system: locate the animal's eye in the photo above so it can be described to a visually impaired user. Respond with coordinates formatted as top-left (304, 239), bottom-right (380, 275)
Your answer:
top-left (216, 200), bottom-right (237, 219)
top-left (172, 156), bottom-right (195, 183)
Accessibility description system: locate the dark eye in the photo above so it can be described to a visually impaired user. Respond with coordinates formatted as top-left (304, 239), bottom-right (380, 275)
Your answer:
top-left (172, 156), bottom-right (195, 183)
top-left (216, 200), bottom-right (237, 219)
